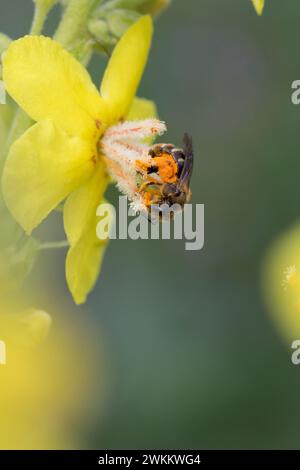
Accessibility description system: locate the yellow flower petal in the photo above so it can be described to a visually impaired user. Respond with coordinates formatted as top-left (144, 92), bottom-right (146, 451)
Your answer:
top-left (3, 36), bottom-right (108, 139)
top-left (100, 15), bottom-right (153, 123)
top-left (2, 120), bottom-right (95, 234)
top-left (64, 163), bottom-right (110, 304)
top-left (251, 0), bottom-right (264, 15)
top-left (66, 218), bottom-right (109, 305)
top-left (126, 96), bottom-right (157, 121)
top-left (64, 161), bottom-right (108, 247)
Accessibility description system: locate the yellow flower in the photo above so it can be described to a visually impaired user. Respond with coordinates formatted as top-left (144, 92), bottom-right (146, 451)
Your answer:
top-left (0, 306), bottom-right (103, 449)
top-left (263, 223), bottom-right (300, 343)
top-left (2, 16), bottom-right (154, 304)
top-left (251, 0), bottom-right (265, 16)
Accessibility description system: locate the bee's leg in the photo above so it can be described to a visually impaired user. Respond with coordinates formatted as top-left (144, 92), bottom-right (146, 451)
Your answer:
top-left (103, 119), bottom-right (167, 142)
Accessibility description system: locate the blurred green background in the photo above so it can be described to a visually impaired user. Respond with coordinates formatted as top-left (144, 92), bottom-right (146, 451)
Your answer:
top-left (2, 0), bottom-right (300, 450)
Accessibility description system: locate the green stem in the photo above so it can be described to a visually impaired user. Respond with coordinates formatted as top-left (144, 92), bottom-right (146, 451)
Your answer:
top-left (39, 240), bottom-right (69, 251)
top-left (30, 1), bottom-right (55, 35)
top-left (54, 0), bottom-right (99, 61)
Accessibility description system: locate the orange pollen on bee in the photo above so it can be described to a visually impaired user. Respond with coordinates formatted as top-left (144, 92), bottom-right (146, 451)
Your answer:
top-left (143, 192), bottom-right (153, 207)
top-left (135, 154), bottom-right (178, 184)
top-left (153, 154), bottom-right (178, 183)
top-left (135, 160), bottom-right (149, 173)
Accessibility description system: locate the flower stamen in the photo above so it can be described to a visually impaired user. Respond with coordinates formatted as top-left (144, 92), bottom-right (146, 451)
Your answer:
top-left (101, 118), bottom-right (168, 213)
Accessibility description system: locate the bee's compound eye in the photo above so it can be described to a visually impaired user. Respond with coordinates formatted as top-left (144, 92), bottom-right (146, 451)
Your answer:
top-left (148, 148), bottom-right (156, 158)
top-left (174, 192), bottom-right (187, 206)
top-left (149, 144), bottom-right (164, 157)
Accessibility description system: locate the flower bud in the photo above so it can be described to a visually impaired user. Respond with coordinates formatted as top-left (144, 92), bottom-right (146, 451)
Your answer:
top-left (92, 0), bottom-right (171, 20)
top-left (107, 9), bottom-right (140, 37)
top-left (33, 0), bottom-right (58, 8)
top-left (139, 0), bottom-right (171, 16)
top-left (89, 8), bottom-right (141, 51)
top-left (251, 0), bottom-right (265, 16)
top-left (88, 18), bottom-right (117, 50)
top-left (89, 0), bottom-right (169, 53)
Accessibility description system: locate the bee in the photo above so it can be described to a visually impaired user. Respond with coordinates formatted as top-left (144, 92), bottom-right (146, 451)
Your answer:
top-left (135, 133), bottom-right (194, 216)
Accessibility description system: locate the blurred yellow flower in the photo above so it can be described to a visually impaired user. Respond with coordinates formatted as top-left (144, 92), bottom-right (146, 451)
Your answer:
top-left (263, 223), bottom-right (300, 343)
top-left (282, 265), bottom-right (298, 290)
top-left (2, 308), bottom-right (52, 348)
top-left (251, 0), bottom-right (265, 16)
top-left (2, 15), bottom-right (154, 304)
top-left (0, 306), bottom-right (102, 449)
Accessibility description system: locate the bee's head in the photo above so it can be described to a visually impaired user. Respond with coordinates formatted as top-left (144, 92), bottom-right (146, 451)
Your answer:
top-left (162, 183), bottom-right (187, 207)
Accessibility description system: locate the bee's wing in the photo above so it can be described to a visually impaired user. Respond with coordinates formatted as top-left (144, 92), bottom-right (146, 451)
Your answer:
top-left (178, 133), bottom-right (194, 190)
